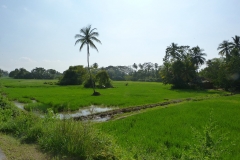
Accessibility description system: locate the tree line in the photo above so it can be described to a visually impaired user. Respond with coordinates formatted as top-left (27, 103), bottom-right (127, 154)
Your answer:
top-left (99, 62), bottom-right (161, 82)
top-left (59, 65), bottom-right (112, 88)
top-left (0, 69), bottom-right (8, 77)
top-left (8, 67), bottom-right (62, 79)
top-left (158, 35), bottom-right (240, 91)
top-left (2, 34), bottom-right (239, 91)
top-left (200, 35), bottom-right (240, 91)
top-left (159, 44), bottom-right (206, 88)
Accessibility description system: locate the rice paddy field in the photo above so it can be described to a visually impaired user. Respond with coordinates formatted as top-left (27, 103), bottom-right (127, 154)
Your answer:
top-left (0, 78), bottom-right (239, 159)
top-left (98, 95), bottom-right (240, 159)
top-left (0, 78), bottom-right (227, 112)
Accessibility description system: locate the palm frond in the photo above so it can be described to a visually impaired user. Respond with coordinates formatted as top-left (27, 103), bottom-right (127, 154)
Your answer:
top-left (75, 38), bottom-right (85, 45)
top-left (79, 41), bottom-right (86, 51)
top-left (90, 27), bottom-right (97, 34)
top-left (88, 40), bottom-right (99, 52)
top-left (89, 32), bottom-right (99, 37)
top-left (75, 34), bottom-right (85, 39)
top-left (90, 37), bottom-right (102, 44)
top-left (80, 28), bottom-right (87, 35)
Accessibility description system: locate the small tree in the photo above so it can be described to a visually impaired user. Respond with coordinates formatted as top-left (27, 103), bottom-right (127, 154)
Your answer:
top-left (96, 70), bottom-right (113, 88)
top-left (59, 65), bottom-right (87, 85)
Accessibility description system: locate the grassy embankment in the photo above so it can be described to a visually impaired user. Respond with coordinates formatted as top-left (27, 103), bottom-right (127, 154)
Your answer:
top-left (0, 78), bottom-right (227, 112)
top-left (0, 133), bottom-right (51, 160)
top-left (0, 95), bottom-right (130, 159)
top-left (98, 95), bottom-right (240, 159)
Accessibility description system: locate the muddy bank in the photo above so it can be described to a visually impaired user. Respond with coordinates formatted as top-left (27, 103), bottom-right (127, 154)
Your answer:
top-left (74, 99), bottom-right (185, 121)
top-left (73, 93), bottom-right (234, 121)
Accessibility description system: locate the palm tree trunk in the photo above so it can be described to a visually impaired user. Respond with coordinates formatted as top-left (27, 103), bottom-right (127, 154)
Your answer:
top-left (87, 44), bottom-right (96, 93)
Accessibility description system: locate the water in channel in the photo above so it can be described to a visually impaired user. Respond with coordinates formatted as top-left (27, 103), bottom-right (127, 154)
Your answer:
top-left (12, 101), bottom-right (114, 122)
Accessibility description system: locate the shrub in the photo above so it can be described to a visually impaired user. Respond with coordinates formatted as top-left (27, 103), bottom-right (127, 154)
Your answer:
top-left (96, 70), bottom-right (113, 88)
top-left (59, 65), bottom-right (87, 85)
top-left (83, 77), bottom-right (94, 88)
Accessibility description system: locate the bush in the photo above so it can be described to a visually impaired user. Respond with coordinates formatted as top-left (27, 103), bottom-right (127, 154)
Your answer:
top-left (59, 65), bottom-right (87, 85)
top-left (96, 70), bottom-right (113, 88)
top-left (83, 77), bottom-right (94, 88)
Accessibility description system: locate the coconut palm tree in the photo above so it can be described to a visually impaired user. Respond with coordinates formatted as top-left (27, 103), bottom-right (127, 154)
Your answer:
top-left (165, 43), bottom-right (180, 61)
top-left (217, 40), bottom-right (231, 59)
top-left (190, 46), bottom-right (207, 67)
top-left (75, 25), bottom-right (101, 95)
top-left (230, 35), bottom-right (240, 56)
top-left (230, 35), bottom-right (240, 50)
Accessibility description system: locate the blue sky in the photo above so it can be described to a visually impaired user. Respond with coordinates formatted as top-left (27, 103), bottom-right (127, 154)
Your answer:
top-left (0, 0), bottom-right (239, 72)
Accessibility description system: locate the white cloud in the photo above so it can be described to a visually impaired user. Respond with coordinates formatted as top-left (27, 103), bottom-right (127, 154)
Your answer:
top-left (20, 57), bottom-right (36, 63)
top-left (43, 59), bottom-right (61, 63)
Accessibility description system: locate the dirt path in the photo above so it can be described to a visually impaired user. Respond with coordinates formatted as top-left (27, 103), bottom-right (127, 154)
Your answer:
top-left (0, 148), bottom-right (7, 160)
top-left (0, 134), bottom-right (51, 160)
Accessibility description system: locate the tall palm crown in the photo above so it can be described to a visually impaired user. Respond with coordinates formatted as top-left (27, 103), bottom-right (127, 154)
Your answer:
top-left (191, 46), bottom-right (207, 66)
top-left (75, 25), bottom-right (101, 94)
top-left (165, 43), bottom-right (180, 61)
top-left (75, 25), bottom-right (101, 53)
top-left (217, 40), bottom-right (231, 58)
top-left (230, 35), bottom-right (240, 54)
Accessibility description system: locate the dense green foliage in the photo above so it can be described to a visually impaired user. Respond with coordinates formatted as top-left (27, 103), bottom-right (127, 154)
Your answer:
top-left (200, 35), bottom-right (240, 91)
top-left (96, 70), bottom-right (113, 88)
top-left (58, 65), bottom-right (87, 85)
top-left (160, 44), bottom-right (206, 88)
top-left (0, 78), bottom-right (226, 112)
top-left (99, 95), bottom-right (240, 159)
top-left (103, 63), bottom-right (161, 82)
top-left (0, 69), bottom-right (8, 77)
top-left (9, 67), bottom-right (61, 79)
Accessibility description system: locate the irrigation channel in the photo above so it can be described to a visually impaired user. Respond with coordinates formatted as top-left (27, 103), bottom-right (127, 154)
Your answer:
top-left (12, 93), bottom-right (234, 122)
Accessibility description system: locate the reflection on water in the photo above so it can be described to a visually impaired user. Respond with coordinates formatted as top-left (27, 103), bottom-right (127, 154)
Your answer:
top-left (92, 116), bottom-right (111, 122)
top-left (12, 100), bottom-right (114, 122)
top-left (13, 100), bottom-right (37, 110)
top-left (58, 105), bottom-right (114, 120)
top-left (13, 101), bottom-right (25, 110)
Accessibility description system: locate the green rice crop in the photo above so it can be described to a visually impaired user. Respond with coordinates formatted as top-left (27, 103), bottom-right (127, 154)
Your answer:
top-left (0, 78), bottom-right (227, 112)
top-left (98, 95), bottom-right (240, 159)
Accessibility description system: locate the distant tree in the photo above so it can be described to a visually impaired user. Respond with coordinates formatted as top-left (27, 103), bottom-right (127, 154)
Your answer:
top-left (199, 58), bottom-right (224, 86)
top-left (161, 43), bottom-right (207, 88)
top-left (59, 65), bottom-right (87, 85)
top-left (96, 70), bottom-right (113, 88)
top-left (9, 69), bottom-right (19, 78)
top-left (190, 46), bottom-right (207, 68)
top-left (15, 68), bottom-right (31, 79)
top-left (138, 63), bottom-right (143, 70)
top-left (230, 35), bottom-right (240, 51)
top-left (0, 69), bottom-right (8, 77)
top-left (92, 62), bottom-right (98, 69)
top-left (31, 67), bottom-right (46, 79)
top-left (75, 25), bottom-right (102, 95)
top-left (164, 43), bottom-right (180, 61)
top-left (217, 40), bottom-right (231, 59)
top-left (229, 35), bottom-right (240, 56)
top-left (132, 63), bottom-right (138, 70)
